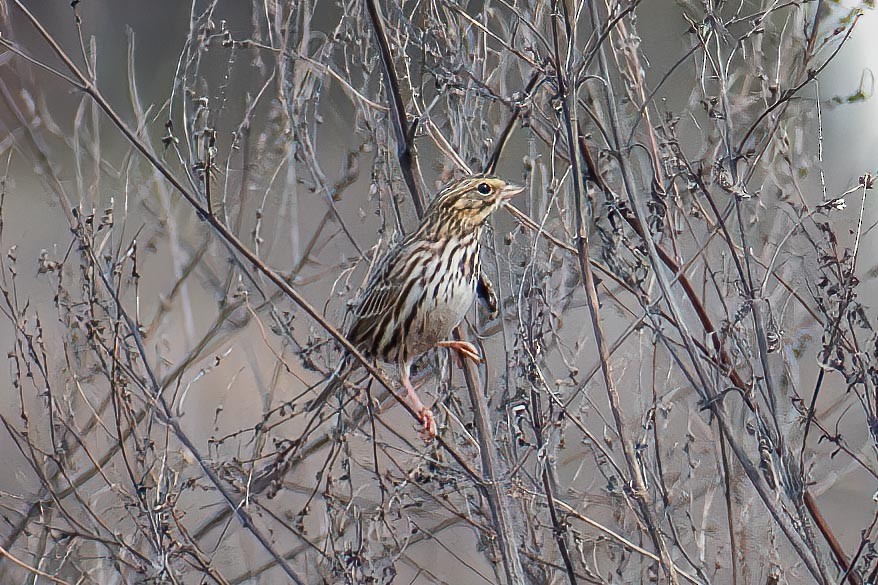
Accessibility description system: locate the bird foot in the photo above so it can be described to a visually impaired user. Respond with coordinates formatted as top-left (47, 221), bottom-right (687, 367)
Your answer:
top-left (437, 340), bottom-right (483, 364)
top-left (418, 407), bottom-right (437, 442)
top-left (402, 375), bottom-right (437, 442)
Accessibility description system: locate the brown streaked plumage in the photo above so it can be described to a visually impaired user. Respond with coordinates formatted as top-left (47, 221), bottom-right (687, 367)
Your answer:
top-left (309, 175), bottom-right (524, 439)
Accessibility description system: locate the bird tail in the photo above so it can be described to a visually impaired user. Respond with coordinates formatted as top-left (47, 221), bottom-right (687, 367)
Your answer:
top-left (306, 357), bottom-right (351, 412)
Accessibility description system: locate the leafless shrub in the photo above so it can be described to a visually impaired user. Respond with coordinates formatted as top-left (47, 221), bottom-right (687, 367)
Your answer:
top-left (0, 1), bottom-right (874, 583)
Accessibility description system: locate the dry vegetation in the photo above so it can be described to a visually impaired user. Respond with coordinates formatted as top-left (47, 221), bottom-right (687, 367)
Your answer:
top-left (0, 0), bottom-right (875, 583)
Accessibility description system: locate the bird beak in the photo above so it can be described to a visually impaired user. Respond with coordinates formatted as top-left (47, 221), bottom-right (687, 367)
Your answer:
top-left (499, 183), bottom-right (525, 201)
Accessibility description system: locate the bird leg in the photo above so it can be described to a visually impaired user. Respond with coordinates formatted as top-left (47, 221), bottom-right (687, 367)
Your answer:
top-left (400, 366), bottom-right (436, 441)
top-left (437, 340), bottom-right (483, 364)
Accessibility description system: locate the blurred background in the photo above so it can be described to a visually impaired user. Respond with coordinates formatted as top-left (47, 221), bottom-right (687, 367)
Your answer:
top-left (0, 1), bottom-right (876, 583)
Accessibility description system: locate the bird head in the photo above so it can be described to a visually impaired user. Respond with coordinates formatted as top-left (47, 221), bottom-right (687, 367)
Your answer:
top-left (421, 176), bottom-right (524, 237)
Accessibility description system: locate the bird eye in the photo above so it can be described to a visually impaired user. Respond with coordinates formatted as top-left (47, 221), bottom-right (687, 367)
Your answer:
top-left (477, 182), bottom-right (491, 195)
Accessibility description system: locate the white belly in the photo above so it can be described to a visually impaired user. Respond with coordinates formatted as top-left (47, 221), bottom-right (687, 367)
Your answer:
top-left (404, 246), bottom-right (478, 356)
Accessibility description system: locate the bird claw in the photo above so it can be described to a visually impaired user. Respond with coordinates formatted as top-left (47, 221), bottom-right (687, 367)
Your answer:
top-left (437, 340), bottom-right (483, 364)
top-left (418, 408), bottom-right (437, 442)
top-left (401, 374), bottom-right (437, 442)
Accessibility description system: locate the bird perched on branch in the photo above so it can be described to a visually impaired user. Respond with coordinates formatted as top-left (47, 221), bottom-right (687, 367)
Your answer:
top-left (308, 175), bottom-right (524, 439)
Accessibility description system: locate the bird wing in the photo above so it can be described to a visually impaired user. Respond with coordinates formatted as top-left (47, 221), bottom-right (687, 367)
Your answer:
top-left (345, 239), bottom-right (411, 350)
top-left (310, 243), bottom-right (406, 409)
